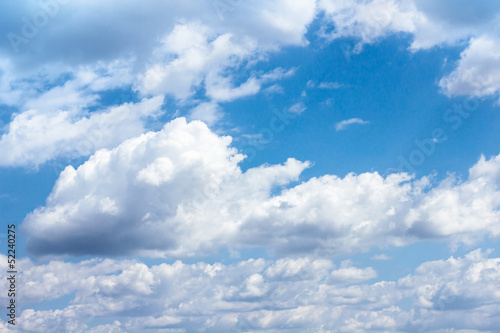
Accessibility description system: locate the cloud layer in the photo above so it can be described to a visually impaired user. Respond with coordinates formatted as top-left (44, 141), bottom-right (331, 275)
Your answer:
top-left (1, 249), bottom-right (500, 332)
top-left (1, 0), bottom-right (500, 167)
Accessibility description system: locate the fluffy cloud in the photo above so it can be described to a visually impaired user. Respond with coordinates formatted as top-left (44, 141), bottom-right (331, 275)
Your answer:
top-left (188, 102), bottom-right (223, 126)
top-left (399, 249), bottom-right (500, 331)
top-left (135, 22), bottom-right (300, 101)
top-left (0, 96), bottom-right (164, 167)
top-left (318, 0), bottom-right (500, 50)
top-left (22, 118), bottom-right (500, 258)
top-left (22, 117), bottom-right (309, 257)
top-left (0, 0), bottom-right (316, 166)
top-left (1, 0), bottom-right (315, 103)
top-left (318, 0), bottom-right (418, 49)
top-left (440, 36), bottom-right (500, 99)
top-left (1, 249), bottom-right (500, 332)
top-left (135, 22), bottom-right (259, 100)
top-left (2, 0), bottom-right (498, 166)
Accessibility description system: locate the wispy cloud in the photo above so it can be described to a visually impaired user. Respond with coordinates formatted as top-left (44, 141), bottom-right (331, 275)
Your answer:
top-left (335, 117), bottom-right (369, 131)
top-left (288, 102), bottom-right (306, 114)
top-left (319, 81), bottom-right (342, 89)
top-left (371, 254), bottom-right (392, 261)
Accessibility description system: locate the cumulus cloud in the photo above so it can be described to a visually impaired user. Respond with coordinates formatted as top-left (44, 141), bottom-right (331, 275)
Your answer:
top-left (21, 118), bottom-right (500, 258)
top-left (318, 0), bottom-right (418, 49)
top-left (22, 117), bottom-right (309, 257)
top-left (2, 0), bottom-right (498, 159)
top-left (335, 117), bottom-right (369, 131)
top-left (1, 249), bottom-right (500, 332)
top-left (440, 36), bottom-right (500, 99)
top-left (188, 102), bottom-right (223, 126)
top-left (135, 22), bottom-right (258, 100)
top-left (318, 0), bottom-right (500, 50)
top-left (0, 0), bottom-right (315, 103)
top-left (135, 22), bottom-right (299, 102)
top-left (0, 0), bottom-right (316, 159)
top-left (326, 260), bottom-right (378, 285)
top-left (0, 96), bottom-right (164, 167)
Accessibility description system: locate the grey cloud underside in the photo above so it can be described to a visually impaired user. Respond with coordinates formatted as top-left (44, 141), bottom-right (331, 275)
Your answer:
top-left (0, 0), bottom-right (313, 71)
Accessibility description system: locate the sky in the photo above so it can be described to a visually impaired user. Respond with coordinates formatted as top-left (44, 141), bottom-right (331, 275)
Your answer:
top-left (0, 0), bottom-right (500, 332)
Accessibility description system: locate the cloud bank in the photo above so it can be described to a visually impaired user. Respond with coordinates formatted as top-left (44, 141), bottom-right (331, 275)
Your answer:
top-left (22, 118), bottom-right (500, 258)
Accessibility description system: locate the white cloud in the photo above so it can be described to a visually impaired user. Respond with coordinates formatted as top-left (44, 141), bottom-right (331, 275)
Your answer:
top-left (410, 0), bottom-right (500, 50)
top-left (288, 102), bottom-right (306, 114)
top-left (0, 96), bottom-right (164, 167)
top-left (327, 261), bottom-right (378, 285)
top-left (318, 0), bottom-right (418, 49)
top-left (440, 36), bottom-right (500, 98)
top-left (317, 0), bottom-right (500, 51)
top-left (135, 22), bottom-right (259, 101)
top-left (0, 58), bottom-right (24, 106)
top-left (0, 0), bottom-right (316, 146)
top-left (371, 254), bottom-right (392, 261)
top-left (21, 117), bottom-right (500, 258)
top-left (318, 81), bottom-right (342, 89)
top-left (1, 249), bottom-right (500, 332)
top-left (21, 117), bottom-right (309, 257)
top-left (335, 117), bottom-right (370, 131)
top-left (188, 102), bottom-right (223, 126)
top-left (136, 22), bottom-right (299, 102)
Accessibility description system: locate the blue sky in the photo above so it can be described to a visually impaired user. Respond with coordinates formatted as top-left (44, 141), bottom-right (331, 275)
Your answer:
top-left (1, 0), bottom-right (500, 332)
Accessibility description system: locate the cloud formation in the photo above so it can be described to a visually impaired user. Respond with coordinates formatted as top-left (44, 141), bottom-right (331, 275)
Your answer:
top-left (1, 249), bottom-right (500, 332)
top-left (335, 117), bottom-right (370, 131)
top-left (0, 96), bottom-right (164, 167)
top-left (1, 0), bottom-right (500, 170)
top-left (22, 118), bottom-right (500, 258)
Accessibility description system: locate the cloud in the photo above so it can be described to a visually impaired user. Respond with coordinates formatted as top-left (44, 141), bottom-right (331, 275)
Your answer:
top-left (318, 0), bottom-right (418, 49)
top-left (317, 0), bottom-right (500, 99)
top-left (318, 81), bottom-right (342, 89)
top-left (326, 261), bottom-right (378, 285)
top-left (0, 1), bottom-right (316, 102)
top-left (288, 102), bottom-right (306, 114)
top-left (371, 254), bottom-right (392, 260)
top-left (135, 22), bottom-right (299, 102)
top-left (0, 0), bottom-right (317, 70)
top-left (21, 117), bottom-right (500, 258)
top-left (439, 36), bottom-right (500, 99)
top-left (335, 117), bottom-right (370, 131)
top-left (135, 22), bottom-right (260, 101)
top-left (188, 102), bottom-right (223, 126)
top-left (410, 0), bottom-right (500, 50)
top-left (1, 249), bottom-right (500, 332)
top-left (21, 117), bottom-right (309, 257)
top-left (0, 0), bottom-right (316, 149)
top-left (317, 0), bottom-right (500, 51)
top-left (0, 96), bottom-right (164, 167)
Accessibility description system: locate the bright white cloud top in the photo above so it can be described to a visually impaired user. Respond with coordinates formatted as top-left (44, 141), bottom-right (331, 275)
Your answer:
top-left (0, 0), bottom-right (499, 332)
